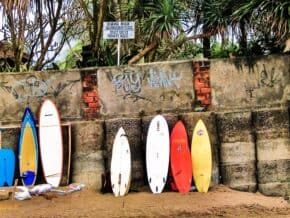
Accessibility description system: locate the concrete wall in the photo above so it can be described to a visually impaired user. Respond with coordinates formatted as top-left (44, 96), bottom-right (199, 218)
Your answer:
top-left (97, 60), bottom-right (194, 117)
top-left (0, 70), bottom-right (82, 122)
top-left (0, 55), bottom-right (289, 196)
top-left (211, 55), bottom-right (290, 110)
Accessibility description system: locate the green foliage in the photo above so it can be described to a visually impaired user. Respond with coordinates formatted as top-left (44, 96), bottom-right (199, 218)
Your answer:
top-left (0, 59), bottom-right (28, 73)
top-left (234, 0), bottom-right (290, 41)
top-left (156, 35), bottom-right (203, 60)
top-left (210, 41), bottom-right (241, 58)
top-left (57, 0), bottom-right (290, 69)
top-left (58, 43), bottom-right (82, 70)
top-left (142, 0), bottom-right (184, 40)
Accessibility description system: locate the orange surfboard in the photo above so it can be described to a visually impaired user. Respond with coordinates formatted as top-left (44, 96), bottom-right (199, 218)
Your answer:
top-left (170, 121), bottom-right (192, 193)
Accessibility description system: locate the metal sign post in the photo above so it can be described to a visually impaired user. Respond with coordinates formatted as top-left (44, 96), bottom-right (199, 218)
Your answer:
top-left (117, 39), bottom-right (121, 66)
top-left (103, 21), bottom-right (135, 66)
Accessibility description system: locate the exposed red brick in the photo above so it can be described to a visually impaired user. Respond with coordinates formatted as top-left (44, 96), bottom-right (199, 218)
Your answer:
top-left (84, 96), bottom-right (94, 103)
top-left (195, 80), bottom-right (205, 89)
top-left (196, 89), bottom-right (202, 94)
top-left (201, 71), bottom-right (210, 77)
top-left (197, 95), bottom-right (206, 101)
top-left (193, 60), bottom-right (211, 109)
top-left (87, 91), bottom-right (98, 97)
top-left (203, 81), bottom-right (210, 88)
top-left (89, 102), bottom-right (98, 108)
top-left (201, 87), bottom-right (211, 94)
top-left (194, 72), bottom-right (203, 79)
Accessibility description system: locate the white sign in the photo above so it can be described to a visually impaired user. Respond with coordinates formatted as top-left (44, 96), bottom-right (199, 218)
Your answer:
top-left (103, 22), bottom-right (135, 39)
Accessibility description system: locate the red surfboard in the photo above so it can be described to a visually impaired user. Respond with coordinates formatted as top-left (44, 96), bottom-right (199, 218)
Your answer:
top-left (170, 121), bottom-right (192, 193)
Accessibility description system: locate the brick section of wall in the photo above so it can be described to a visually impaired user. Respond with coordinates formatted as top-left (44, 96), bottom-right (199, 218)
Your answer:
top-left (82, 71), bottom-right (99, 119)
top-left (193, 60), bottom-right (211, 109)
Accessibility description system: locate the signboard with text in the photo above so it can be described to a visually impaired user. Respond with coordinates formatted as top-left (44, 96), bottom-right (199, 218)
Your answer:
top-left (103, 22), bottom-right (135, 39)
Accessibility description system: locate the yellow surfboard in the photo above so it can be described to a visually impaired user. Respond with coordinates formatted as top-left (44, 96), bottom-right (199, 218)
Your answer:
top-left (19, 108), bottom-right (38, 186)
top-left (191, 119), bottom-right (212, 193)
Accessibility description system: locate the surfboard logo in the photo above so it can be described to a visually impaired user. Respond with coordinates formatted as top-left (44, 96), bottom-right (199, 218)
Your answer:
top-left (197, 129), bottom-right (204, 136)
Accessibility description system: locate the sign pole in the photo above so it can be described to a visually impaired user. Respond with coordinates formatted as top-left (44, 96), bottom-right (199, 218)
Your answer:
top-left (103, 21), bottom-right (135, 66)
top-left (117, 39), bottom-right (121, 66)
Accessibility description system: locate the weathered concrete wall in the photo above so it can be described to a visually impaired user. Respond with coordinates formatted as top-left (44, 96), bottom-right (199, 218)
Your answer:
top-left (216, 111), bottom-right (257, 192)
top-left (211, 55), bottom-right (290, 110)
top-left (71, 121), bottom-right (105, 191)
top-left (0, 55), bottom-right (289, 196)
top-left (0, 70), bottom-right (82, 122)
top-left (253, 108), bottom-right (290, 196)
top-left (98, 60), bottom-right (194, 117)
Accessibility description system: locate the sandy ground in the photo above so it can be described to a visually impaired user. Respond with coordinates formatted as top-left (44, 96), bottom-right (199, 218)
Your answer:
top-left (0, 185), bottom-right (289, 218)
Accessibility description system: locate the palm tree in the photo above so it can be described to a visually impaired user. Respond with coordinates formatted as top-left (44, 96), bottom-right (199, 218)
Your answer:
top-left (233, 0), bottom-right (290, 43)
top-left (128, 0), bottom-right (187, 64)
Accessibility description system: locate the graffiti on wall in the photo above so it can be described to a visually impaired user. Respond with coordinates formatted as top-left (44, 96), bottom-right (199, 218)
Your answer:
top-left (244, 65), bottom-right (282, 99)
top-left (0, 75), bottom-right (80, 103)
top-left (111, 68), bottom-right (182, 102)
top-left (260, 65), bottom-right (281, 88)
top-left (112, 71), bottom-right (142, 95)
top-left (147, 69), bottom-right (182, 89)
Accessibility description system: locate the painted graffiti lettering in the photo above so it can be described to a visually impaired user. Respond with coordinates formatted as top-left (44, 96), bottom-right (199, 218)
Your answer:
top-left (111, 69), bottom-right (182, 102)
top-left (112, 71), bottom-right (142, 94)
top-left (147, 69), bottom-right (182, 89)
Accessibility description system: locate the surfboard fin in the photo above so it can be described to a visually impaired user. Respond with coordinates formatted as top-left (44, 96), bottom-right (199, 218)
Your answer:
top-left (118, 173), bottom-right (122, 185)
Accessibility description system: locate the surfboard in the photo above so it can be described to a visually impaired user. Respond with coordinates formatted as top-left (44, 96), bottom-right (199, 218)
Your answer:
top-left (170, 121), bottom-right (192, 193)
top-left (0, 149), bottom-right (15, 187)
top-left (146, 115), bottom-right (170, 194)
top-left (39, 99), bottom-right (63, 187)
top-left (18, 107), bottom-right (39, 186)
top-left (110, 127), bottom-right (131, 197)
top-left (191, 119), bottom-right (212, 193)
top-left (0, 125), bottom-right (15, 187)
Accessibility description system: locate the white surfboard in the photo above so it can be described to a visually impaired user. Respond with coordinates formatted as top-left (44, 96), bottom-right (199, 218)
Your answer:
top-left (39, 99), bottom-right (63, 187)
top-left (146, 115), bottom-right (170, 194)
top-left (110, 127), bottom-right (131, 196)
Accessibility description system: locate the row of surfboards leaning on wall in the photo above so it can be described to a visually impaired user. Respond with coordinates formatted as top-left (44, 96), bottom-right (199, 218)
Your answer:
top-left (111, 115), bottom-right (212, 197)
top-left (0, 99), bottom-right (63, 189)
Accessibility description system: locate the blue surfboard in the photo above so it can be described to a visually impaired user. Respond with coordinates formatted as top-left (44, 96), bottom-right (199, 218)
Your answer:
top-left (18, 107), bottom-right (39, 186)
top-left (0, 130), bottom-right (15, 187)
top-left (0, 151), bottom-right (5, 186)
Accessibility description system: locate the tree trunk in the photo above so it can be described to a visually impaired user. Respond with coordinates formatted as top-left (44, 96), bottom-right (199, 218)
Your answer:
top-left (202, 24), bottom-right (211, 58)
top-left (128, 42), bottom-right (158, 65)
top-left (239, 20), bottom-right (247, 53)
top-left (93, 0), bottom-right (107, 56)
top-left (127, 32), bottom-right (215, 65)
